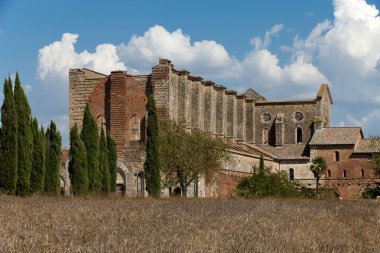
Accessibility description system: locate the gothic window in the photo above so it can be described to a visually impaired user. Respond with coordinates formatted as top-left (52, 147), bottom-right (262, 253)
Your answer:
top-left (289, 168), bottom-right (294, 180)
top-left (131, 114), bottom-right (141, 141)
top-left (335, 151), bottom-right (340, 161)
top-left (294, 112), bottom-right (304, 121)
top-left (296, 127), bottom-right (303, 143)
top-left (262, 128), bottom-right (269, 144)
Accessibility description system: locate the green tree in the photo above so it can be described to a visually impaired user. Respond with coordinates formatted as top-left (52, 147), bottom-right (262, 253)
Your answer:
top-left (0, 77), bottom-right (18, 194)
top-left (236, 162), bottom-right (300, 198)
top-left (144, 95), bottom-right (161, 197)
top-left (99, 127), bottom-right (110, 193)
top-left (310, 157), bottom-right (327, 198)
top-left (107, 133), bottom-right (117, 192)
top-left (44, 121), bottom-right (62, 195)
top-left (159, 120), bottom-right (230, 197)
top-left (30, 117), bottom-right (46, 193)
top-left (80, 105), bottom-right (101, 193)
top-left (68, 123), bottom-right (88, 195)
top-left (14, 73), bottom-right (33, 196)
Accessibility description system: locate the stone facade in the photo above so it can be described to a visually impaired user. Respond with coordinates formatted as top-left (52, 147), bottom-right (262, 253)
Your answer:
top-left (63, 59), bottom-right (379, 199)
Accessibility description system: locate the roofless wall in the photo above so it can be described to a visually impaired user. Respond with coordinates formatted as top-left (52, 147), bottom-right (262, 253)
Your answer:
top-left (151, 59), bottom-right (256, 144)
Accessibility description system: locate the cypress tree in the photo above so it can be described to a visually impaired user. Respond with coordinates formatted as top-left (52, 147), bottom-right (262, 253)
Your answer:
top-left (68, 123), bottom-right (88, 195)
top-left (144, 95), bottom-right (161, 197)
top-left (80, 105), bottom-right (101, 193)
top-left (14, 73), bottom-right (32, 196)
top-left (44, 121), bottom-right (62, 195)
top-left (107, 133), bottom-right (117, 192)
top-left (99, 127), bottom-right (110, 193)
top-left (30, 117), bottom-right (46, 193)
top-left (0, 77), bottom-right (18, 194)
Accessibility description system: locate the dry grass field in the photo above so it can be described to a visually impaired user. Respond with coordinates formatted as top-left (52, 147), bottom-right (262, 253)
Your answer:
top-left (0, 196), bottom-right (379, 253)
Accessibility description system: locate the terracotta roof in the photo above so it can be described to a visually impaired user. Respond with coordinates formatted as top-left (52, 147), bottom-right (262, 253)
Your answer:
top-left (309, 127), bottom-right (362, 146)
top-left (354, 139), bottom-right (380, 153)
top-left (242, 88), bottom-right (266, 101)
top-left (256, 144), bottom-right (309, 160)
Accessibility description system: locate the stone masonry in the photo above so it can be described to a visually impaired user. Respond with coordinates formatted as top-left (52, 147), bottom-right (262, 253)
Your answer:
top-left (64, 59), bottom-right (380, 199)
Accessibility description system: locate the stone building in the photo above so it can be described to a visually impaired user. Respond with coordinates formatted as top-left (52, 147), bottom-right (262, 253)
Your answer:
top-left (62, 59), bottom-right (379, 199)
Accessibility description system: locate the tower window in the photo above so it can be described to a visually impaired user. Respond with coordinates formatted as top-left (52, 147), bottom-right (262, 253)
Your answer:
top-left (343, 170), bottom-right (347, 178)
top-left (335, 151), bottom-right (340, 161)
top-left (262, 128), bottom-right (269, 144)
top-left (327, 170), bottom-right (331, 178)
top-left (361, 169), bottom-right (365, 178)
top-left (296, 127), bottom-right (302, 143)
top-left (289, 168), bottom-right (294, 180)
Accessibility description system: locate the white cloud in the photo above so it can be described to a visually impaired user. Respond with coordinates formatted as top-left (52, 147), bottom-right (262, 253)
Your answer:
top-left (36, 0), bottom-right (380, 140)
top-left (293, 0), bottom-right (380, 103)
top-left (37, 33), bottom-right (126, 81)
top-left (347, 110), bottom-right (380, 134)
top-left (250, 24), bottom-right (284, 50)
top-left (117, 25), bottom-right (241, 78)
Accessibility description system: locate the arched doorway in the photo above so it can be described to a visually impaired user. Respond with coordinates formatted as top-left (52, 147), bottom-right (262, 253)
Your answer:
top-left (116, 161), bottom-right (128, 196)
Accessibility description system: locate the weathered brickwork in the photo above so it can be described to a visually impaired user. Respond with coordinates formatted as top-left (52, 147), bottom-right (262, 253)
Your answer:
top-left (66, 59), bottom-right (379, 199)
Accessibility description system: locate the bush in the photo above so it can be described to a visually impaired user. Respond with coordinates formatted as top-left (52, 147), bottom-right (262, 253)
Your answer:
top-left (362, 186), bottom-right (380, 199)
top-left (236, 166), bottom-right (301, 198)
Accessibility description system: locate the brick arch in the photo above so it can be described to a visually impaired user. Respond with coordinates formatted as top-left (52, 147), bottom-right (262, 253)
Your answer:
top-left (116, 160), bottom-right (129, 195)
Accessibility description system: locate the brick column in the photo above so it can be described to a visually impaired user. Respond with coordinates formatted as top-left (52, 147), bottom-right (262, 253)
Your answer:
top-left (110, 71), bottom-right (127, 158)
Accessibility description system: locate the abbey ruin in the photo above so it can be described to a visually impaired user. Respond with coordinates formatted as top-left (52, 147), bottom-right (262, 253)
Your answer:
top-left (62, 59), bottom-right (380, 199)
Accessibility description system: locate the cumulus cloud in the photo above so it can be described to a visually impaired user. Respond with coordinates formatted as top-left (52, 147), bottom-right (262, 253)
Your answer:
top-left (117, 25), bottom-right (241, 78)
top-left (38, 33), bottom-right (126, 81)
top-left (36, 0), bottom-right (380, 138)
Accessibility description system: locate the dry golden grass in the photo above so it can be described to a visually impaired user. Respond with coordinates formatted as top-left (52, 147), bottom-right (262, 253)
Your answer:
top-left (0, 196), bottom-right (379, 253)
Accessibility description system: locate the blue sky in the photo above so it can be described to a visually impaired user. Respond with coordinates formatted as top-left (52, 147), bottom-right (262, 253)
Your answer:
top-left (1, 0), bottom-right (380, 146)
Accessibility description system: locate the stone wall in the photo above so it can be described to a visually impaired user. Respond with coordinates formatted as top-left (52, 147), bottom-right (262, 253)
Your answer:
top-left (69, 68), bottom-right (107, 131)
top-left (255, 100), bottom-right (321, 146)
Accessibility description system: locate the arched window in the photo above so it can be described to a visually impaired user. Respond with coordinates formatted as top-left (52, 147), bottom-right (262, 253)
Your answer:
top-left (131, 114), bottom-right (141, 141)
top-left (262, 128), bottom-right (269, 144)
top-left (296, 127), bottom-right (303, 143)
top-left (289, 168), bottom-right (294, 180)
top-left (335, 151), bottom-right (340, 161)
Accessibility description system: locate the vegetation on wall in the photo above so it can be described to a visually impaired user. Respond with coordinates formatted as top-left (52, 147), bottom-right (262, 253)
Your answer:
top-left (159, 120), bottom-right (230, 197)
